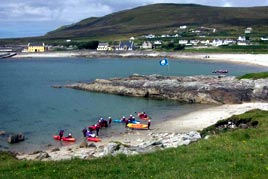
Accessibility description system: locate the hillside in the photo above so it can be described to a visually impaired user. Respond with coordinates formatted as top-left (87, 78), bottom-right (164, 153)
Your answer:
top-left (45, 3), bottom-right (268, 40)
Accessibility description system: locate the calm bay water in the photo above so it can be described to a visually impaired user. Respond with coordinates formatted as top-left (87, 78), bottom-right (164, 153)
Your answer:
top-left (0, 57), bottom-right (266, 152)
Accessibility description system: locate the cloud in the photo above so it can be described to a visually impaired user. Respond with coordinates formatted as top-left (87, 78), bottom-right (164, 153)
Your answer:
top-left (0, 0), bottom-right (268, 38)
top-left (0, 0), bottom-right (113, 22)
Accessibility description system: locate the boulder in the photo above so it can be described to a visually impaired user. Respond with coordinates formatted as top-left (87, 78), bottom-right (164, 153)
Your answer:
top-left (0, 130), bottom-right (5, 135)
top-left (7, 133), bottom-right (25, 144)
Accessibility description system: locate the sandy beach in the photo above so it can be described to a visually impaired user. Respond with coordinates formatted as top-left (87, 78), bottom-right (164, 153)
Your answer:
top-left (13, 51), bottom-right (268, 67)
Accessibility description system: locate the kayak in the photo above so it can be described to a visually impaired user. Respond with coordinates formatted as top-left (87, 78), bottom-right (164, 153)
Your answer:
top-left (127, 123), bottom-right (148, 129)
top-left (113, 119), bottom-right (140, 124)
top-left (137, 113), bottom-right (150, 120)
top-left (53, 135), bottom-right (76, 142)
top-left (87, 137), bottom-right (101, 142)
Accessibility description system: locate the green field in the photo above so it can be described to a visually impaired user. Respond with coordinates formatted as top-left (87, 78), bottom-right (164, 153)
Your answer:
top-left (1, 109), bottom-right (268, 178)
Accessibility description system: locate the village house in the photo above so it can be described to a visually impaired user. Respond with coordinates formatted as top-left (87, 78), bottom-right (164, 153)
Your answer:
top-left (97, 42), bottom-right (113, 51)
top-left (117, 41), bottom-right (134, 51)
top-left (179, 40), bottom-right (188, 45)
top-left (245, 27), bottom-right (252, 34)
top-left (153, 40), bottom-right (162, 48)
top-left (237, 36), bottom-right (249, 46)
top-left (27, 42), bottom-right (46, 52)
top-left (145, 34), bottom-right (155, 39)
top-left (141, 41), bottom-right (153, 49)
top-left (129, 36), bottom-right (135, 40)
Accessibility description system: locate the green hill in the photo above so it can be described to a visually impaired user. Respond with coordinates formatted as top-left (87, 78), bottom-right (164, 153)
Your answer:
top-left (45, 3), bottom-right (268, 40)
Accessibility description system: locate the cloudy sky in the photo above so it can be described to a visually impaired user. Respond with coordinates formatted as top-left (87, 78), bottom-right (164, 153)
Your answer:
top-left (1, 0), bottom-right (268, 38)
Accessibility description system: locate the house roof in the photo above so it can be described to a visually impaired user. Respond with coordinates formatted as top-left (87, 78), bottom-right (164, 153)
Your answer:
top-left (98, 42), bottom-right (109, 46)
top-left (28, 42), bottom-right (44, 46)
top-left (119, 41), bottom-right (133, 48)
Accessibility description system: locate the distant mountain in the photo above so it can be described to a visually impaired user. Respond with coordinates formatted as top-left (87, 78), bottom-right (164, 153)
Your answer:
top-left (40, 3), bottom-right (268, 39)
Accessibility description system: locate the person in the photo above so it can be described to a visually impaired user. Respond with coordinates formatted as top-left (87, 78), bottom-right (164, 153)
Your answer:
top-left (121, 116), bottom-right (126, 122)
top-left (143, 112), bottom-right (148, 118)
top-left (67, 133), bottom-right (72, 138)
top-left (82, 128), bottom-right (87, 137)
top-left (125, 119), bottom-right (129, 128)
top-left (148, 120), bottom-right (151, 129)
top-left (86, 130), bottom-right (96, 137)
top-left (59, 130), bottom-right (64, 140)
top-left (128, 115), bottom-right (134, 122)
top-left (95, 124), bottom-right (100, 136)
top-left (108, 117), bottom-right (112, 125)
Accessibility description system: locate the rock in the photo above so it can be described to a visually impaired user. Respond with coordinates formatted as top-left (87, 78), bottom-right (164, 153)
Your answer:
top-left (0, 130), bottom-right (5, 135)
top-left (88, 143), bottom-right (97, 148)
top-left (151, 141), bottom-right (163, 146)
top-left (103, 142), bottom-right (120, 155)
top-left (51, 147), bottom-right (60, 152)
top-left (65, 74), bottom-right (268, 104)
top-left (79, 141), bottom-right (88, 148)
top-left (36, 152), bottom-right (50, 160)
top-left (51, 85), bottom-right (62, 88)
top-left (7, 133), bottom-right (25, 144)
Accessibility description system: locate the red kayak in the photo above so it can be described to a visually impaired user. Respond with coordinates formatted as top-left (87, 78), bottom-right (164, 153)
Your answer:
top-left (53, 135), bottom-right (76, 142)
top-left (137, 112), bottom-right (150, 120)
top-left (87, 137), bottom-right (101, 142)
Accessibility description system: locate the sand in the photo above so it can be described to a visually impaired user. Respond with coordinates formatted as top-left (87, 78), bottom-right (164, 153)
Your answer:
top-left (13, 51), bottom-right (268, 67)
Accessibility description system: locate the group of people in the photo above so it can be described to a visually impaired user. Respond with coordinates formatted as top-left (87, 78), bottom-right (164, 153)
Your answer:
top-left (121, 113), bottom-right (151, 129)
top-left (58, 113), bottom-right (152, 140)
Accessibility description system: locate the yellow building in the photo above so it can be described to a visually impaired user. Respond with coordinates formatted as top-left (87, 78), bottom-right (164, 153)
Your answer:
top-left (27, 42), bottom-right (46, 52)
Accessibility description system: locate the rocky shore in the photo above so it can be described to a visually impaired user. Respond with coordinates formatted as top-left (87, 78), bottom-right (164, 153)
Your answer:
top-left (16, 130), bottom-right (201, 161)
top-left (65, 74), bottom-right (268, 104)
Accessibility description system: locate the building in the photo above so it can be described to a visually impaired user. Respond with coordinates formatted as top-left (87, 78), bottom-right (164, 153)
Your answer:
top-left (141, 41), bottom-right (152, 49)
top-left (117, 41), bottom-right (134, 51)
top-left (27, 42), bottom-right (46, 52)
top-left (97, 43), bottom-right (113, 51)
top-left (245, 27), bottom-right (252, 34)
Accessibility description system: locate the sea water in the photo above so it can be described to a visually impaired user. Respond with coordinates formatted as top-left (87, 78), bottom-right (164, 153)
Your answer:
top-left (0, 57), bottom-right (266, 152)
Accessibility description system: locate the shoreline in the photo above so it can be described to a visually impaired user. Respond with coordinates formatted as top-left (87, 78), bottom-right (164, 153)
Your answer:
top-left (12, 50), bottom-right (268, 67)
top-left (7, 51), bottom-right (268, 160)
top-left (15, 102), bottom-right (268, 161)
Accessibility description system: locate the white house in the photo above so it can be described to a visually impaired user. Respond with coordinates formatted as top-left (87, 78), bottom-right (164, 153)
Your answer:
top-left (141, 41), bottom-right (152, 49)
top-left (179, 40), bottom-right (188, 45)
top-left (245, 27), bottom-right (252, 34)
top-left (260, 37), bottom-right (268, 41)
top-left (211, 39), bottom-right (223, 46)
top-left (179, 25), bottom-right (187, 29)
top-left (145, 34), bottom-right (155, 39)
top-left (154, 40), bottom-right (162, 45)
top-left (97, 43), bottom-right (112, 51)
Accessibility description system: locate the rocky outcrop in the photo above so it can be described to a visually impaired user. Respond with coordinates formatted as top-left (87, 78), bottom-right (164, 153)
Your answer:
top-left (65, 74), bottom-right (268, 104)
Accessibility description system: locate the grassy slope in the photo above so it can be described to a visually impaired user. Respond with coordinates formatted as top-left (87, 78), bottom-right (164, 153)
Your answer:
top-left (1, 109), bottom-right (268, 178)
top-left (45, 4), bottom-right (268, 39)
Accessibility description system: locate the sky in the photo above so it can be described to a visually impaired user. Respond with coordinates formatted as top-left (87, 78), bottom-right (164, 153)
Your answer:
top-left (0, 0), bottom-right (268, 39)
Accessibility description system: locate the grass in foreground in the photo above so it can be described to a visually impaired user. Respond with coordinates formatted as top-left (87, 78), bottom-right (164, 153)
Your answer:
top-left (237, 72), bottom-right (268, 79)
top-left (1, 109), bottom-right (268, 178)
